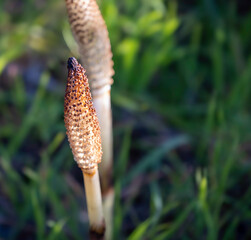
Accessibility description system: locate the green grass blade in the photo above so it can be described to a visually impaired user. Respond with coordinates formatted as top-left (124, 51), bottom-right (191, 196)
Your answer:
top-left (123, 135), bottom-right (190, 185)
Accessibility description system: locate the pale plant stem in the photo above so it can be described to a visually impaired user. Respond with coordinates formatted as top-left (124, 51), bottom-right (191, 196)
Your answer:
top-left (82, 168), bottom-right (105, 236)
top-left (92, 86), bottom-right (113, 192)
top-left (103, 188), bottom-right (114, 240)
top-left (92, 86), bottom-right (114, 240)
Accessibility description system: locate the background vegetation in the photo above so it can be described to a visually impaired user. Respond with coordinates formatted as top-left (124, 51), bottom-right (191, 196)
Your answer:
top-left (0, 0), bottom-right (251, 239)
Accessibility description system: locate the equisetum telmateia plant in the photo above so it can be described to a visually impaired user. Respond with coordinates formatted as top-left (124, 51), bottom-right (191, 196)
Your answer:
top-left (65, 0), bottom-right (114, 192)
top-left (65, 0), bottom-right (114, 238)
top-left (64, 57), bottom-right (105, 237)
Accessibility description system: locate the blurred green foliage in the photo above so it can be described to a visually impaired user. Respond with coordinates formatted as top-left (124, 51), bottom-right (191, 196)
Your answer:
top-left (0, 0), bottom-right (251, 239)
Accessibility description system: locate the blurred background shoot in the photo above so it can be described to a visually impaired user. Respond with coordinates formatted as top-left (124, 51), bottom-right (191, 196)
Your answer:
top-left (0, 0), bottom-right (251, 239)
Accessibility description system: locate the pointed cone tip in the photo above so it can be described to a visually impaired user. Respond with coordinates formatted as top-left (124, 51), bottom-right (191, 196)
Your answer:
top-left (67, 57), bottom-right (79, 70)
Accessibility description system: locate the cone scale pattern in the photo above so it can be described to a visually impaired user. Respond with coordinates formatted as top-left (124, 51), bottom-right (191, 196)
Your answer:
top-left (65, 0), bottom-right (114, 91)
top-left (64, 57), bottom-right (102, 173)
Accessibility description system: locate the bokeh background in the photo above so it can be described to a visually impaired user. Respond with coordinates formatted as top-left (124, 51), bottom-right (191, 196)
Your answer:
top-left (1, 0), bottom-right (251, 239)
